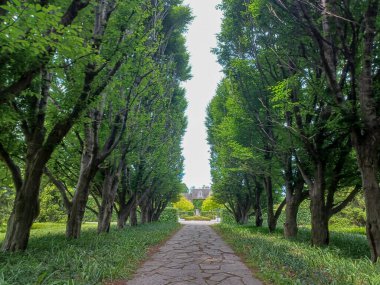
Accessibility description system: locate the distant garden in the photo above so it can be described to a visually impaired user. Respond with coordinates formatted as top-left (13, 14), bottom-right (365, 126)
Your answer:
top-left (173, 193), bottom-right (223, 221)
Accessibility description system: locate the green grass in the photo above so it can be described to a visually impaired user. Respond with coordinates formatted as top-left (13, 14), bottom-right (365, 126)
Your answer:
top-left (182, 216), bottom-right (211, 221)
top-left (0, 222), bottom-right (180, 285)
top-left (214, 224), bottom-right (380, 285)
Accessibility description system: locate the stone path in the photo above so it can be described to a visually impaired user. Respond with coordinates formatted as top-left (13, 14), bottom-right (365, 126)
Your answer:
top-left (126, 224), bottom-right (262, 285)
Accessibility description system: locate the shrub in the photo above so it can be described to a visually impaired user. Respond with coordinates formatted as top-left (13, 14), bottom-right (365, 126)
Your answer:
top-left (201, 196), bottom-right (223, 211)
top-left (201, 211), bottom-right (220, 220)
top-left (37, 186), bottom-right (66, 222)
top-left (159, 207), bottom-right (178, 223)
top-left (182, 216), bottom-right (211, 221)
top-left (173, 196), bottom-right (194, 211)
top-left (330, 196), bottom-right (366, 227)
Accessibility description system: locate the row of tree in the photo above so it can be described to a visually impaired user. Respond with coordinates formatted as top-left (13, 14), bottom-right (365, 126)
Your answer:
top-left (207, 0), bottom-right (380, 262)
top-left (0, 0), bottom-right (192, 252)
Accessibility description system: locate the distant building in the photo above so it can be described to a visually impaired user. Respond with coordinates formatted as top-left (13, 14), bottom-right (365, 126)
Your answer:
top-left (185, 186), bottom-right (211, 201)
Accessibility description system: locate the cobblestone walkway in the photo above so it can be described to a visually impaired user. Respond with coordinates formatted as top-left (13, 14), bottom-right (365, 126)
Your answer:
top-left (126, 224), bottom-right (262, 285)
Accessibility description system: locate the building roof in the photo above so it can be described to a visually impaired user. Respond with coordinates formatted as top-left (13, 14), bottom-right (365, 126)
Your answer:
top-left (184, 186), bottom-right (211, 201)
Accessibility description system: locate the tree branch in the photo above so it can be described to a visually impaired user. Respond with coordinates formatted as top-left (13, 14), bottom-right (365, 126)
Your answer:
top-left (0, 142), bottom-right (22, 192)
top-left (44, 167), bottom-right (72, 212)
top-left (330, 185), bottom-right (361, 216)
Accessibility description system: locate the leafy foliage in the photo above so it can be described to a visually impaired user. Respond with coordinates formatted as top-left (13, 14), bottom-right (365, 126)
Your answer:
top-left (0, 0), bottom-right (192, 249)
top-left (220, 209), bottom-right (235, 225)
top-left (209, 0), bottom-right (372, 250)
top-left (159, 208), bottom-right (178, 223)
top-left (201, 196), bottom-right (223, 211)
top-left (192, 199), bottom-right (204, 210)
top-left (0, 187), bottom-right (13, 227)
top-left (173, 196), bottom-right (194, 211)
top-left (37, 186), bottom-right (66, 223)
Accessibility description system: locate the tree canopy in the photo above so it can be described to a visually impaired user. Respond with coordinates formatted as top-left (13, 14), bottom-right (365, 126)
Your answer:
top-left (208, 0), bottom-right (380, 262)
top-left (0, 0), bottom-right (192, 251)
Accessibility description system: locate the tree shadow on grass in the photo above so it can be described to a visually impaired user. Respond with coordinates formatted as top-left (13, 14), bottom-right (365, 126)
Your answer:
top-left (217, 223), bottom-right (376, 285)
top-left (241, 224), bottom-right (370, 260)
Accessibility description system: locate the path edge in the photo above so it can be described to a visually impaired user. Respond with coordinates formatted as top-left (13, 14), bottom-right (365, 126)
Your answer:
top-left (103, 223), bottom-right (184, 285)
top-left (211, 224), bottom-right (271, 285)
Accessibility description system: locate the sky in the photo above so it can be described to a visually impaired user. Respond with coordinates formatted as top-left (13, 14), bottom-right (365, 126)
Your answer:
top-left (181, 0), bottom-right (223, 188)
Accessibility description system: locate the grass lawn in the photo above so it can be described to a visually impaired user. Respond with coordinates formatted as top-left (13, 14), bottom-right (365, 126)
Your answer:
top-left (214, 223), bottom-right (380, 285)
top-left (0, 222), bottom-right (180, 285)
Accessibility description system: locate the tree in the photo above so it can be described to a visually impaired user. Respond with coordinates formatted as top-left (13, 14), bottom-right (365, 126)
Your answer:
top-left (0, 0), bottom-right (191, 251)
top-left (173, 196), bottom-right (194, 211)
top-left (245, 0), bottom-right (379, 259)
top-left (201, 196), bottom-right (223, 211)
top-left (207, 79), bottom-right (267, 225)
top-left (212, 0), bottom-right (365, 247)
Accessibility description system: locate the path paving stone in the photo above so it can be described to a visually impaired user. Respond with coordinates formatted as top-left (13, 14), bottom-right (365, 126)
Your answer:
top-left (126, 224), bottom-right (262, 285)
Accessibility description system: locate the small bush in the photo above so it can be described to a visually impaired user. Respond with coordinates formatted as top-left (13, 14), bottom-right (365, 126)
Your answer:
top-left (37, 186), bottom-right (66, 222)
top-left (201, 211), bottom-right (219, 220)
top-left (221, 209), bottom-right (235, 224)
top-left (159, 207), bottom-right (178, 223)
top-left (182, 216), bottom-right (211, 221)
top-left (173, 196), bottom-right (194, 211)
top-left (201, 196), bottom-right (223, 211)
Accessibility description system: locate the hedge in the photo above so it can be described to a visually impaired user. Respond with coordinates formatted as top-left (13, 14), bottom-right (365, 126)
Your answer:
top-left (159, 207), bottom-right (178, 223)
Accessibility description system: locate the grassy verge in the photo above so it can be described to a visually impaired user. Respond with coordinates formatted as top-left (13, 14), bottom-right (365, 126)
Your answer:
top-left (214, 223), bottom-right (380, 285)
top-left (0, 222), bottom-right (180, 285)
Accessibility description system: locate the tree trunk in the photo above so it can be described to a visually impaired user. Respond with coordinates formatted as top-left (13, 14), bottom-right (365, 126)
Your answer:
top-left (284, 178), bottom-right (305, 238)
top-left (66, 150), bottom-right (97, 238)
top-left (140, 202), bottom-right (151, 224)
top-left (117, 208), bottom-right (129, 229)
top-left (264, 176), bottom-right (276, 232)
top-left (237, 212), bottom-right (249, 224)
top-left (152, 202), bottom-right (167, 221)
top-left (310, 163), bottom-right (329, 246)
top-left (354, 136), bottom-right (380, 262)
top-left (254, 181), bottom-right (263, 227)
top-left (130, 204), bottom-right (138, 226)
top-left (1, 163), bottom-right (43, 251)
top-left (284, 200), bottom-right (299, 238)
top-left (353, 0), bottom-right (380, 262)
top-left (117, 196), bottom-right (135, 229)
top-left (97, 169), bottom-right (120, 234)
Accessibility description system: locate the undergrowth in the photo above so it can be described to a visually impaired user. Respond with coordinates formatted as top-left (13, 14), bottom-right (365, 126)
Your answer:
top-left (0, 222), bottom-right (180, 285)
top-left (214, 224), bottom-right (380, 285)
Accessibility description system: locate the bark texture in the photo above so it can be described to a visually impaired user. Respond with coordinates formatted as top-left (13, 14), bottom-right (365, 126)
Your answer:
top-left (1, 164), bottom-right (43, 251)
top-left (309, 163), bottom-right (329, 246)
